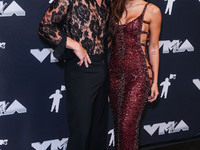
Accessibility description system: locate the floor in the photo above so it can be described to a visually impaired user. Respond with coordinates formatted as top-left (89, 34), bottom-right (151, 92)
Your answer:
top-left (141, 138), bottom-right (200, 150)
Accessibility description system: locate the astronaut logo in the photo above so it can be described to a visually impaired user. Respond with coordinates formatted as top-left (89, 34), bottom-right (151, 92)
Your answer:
top-left (160, 74), bottom-right (176, 99)
top-left (164, 0), bottom-right (175, 15)
top-left (50, 85), bottom-right (66, 113)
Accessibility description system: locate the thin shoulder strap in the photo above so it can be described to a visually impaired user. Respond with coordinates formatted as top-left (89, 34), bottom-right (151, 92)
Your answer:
top-left (141, 2), bottom-right (149, 16)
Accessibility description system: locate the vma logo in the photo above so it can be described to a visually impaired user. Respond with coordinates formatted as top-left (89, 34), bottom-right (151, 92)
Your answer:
top-left (159, 39), bottom-right (194, 54)
top-left (0, 139), bottom-right (8, 145)
top-left (0, 1), bottom-right (25, 17)
top-left (0, 100), bottom-right (27, 116)
top-left (31, 138), bottom-right (68, 150)
top-left (30, 48), bottom-right (58, 63)
top-left (144, 120), bottom-right (189, 136)
top-left (193, 79), bottom-right (200, 91)
top-left (0, 42), bottom-right (6, 49)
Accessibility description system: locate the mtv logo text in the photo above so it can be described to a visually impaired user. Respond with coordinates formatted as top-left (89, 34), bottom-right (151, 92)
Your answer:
top-left (0, 42), bottom-right (6, 49)
top-left (31, 138), bottom-right (68, 150)
top-left (159, 39), bottom-right (194, 54)
top-left (0, 100), bottom-right (27, 116)
top-left (0, 139), bottom-right (8, 145)
top-left (144, 120), bottom-right (189, 136)
top-left (0, 1), bottom-right (25, 17)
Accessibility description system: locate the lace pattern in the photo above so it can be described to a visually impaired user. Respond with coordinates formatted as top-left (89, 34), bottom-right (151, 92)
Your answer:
top-left (39, 0), bottom-right (110, 55)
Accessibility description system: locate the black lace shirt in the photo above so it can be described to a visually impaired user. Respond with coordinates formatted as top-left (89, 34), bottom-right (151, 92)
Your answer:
top-left (38, 0), bottom-right (110, 57)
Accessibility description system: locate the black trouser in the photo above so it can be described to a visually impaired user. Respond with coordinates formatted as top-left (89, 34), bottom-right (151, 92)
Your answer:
top-left (64, 55), bottom-right (109, 150)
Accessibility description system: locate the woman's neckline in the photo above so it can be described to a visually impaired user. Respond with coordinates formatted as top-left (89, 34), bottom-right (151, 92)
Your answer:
top-left (118, 3), bottom-right (148, 26)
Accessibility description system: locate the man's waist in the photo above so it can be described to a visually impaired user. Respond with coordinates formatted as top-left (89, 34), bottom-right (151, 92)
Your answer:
top-left (89, 54), bottom-right (106, 62)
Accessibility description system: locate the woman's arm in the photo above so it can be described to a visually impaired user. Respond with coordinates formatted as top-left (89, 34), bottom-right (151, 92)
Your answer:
top-left (148, 5), bottom-right (162, 102)
top-left (38, 0), bottom-right (69, 46)
top-left (38, 0), bottom-right (91, 67)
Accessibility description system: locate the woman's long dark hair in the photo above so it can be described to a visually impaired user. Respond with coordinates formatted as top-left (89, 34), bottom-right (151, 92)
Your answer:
top-left (109, 0), bottom-right (126, 39)
top-left (109, 0), bottom-right (148, 39)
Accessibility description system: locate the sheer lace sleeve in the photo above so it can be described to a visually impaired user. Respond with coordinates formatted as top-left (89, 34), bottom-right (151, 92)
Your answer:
top-left (38, 0), bottom-right (69, 46)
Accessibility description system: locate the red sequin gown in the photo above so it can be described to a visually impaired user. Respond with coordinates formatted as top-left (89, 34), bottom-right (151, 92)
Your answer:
top-left (109, 3), bottom-right (153, 150)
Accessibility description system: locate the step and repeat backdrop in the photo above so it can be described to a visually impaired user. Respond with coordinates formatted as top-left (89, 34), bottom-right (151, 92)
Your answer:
top-left (0, 0), bottom-right (200, 150)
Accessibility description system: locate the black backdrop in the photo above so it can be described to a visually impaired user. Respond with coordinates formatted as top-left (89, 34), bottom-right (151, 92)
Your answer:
top-left (0, 0), bottom-right (200, 150)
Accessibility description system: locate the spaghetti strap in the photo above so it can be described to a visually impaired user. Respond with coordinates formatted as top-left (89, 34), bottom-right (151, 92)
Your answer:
top-left (143, 20), bottom-right (150, 24)
top-left (141, 3), bottom-right (149, 16)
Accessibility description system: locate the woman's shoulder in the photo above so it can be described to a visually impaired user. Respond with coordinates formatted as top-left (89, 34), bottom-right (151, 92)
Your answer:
top-left (146, 3), bottom-right (161, 16)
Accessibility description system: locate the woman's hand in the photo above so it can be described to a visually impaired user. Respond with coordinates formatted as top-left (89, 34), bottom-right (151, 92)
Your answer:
top-left (148, 83), bottom-right (159, 103)
top-left (73, 42), bottom-right (91, 68)
top-left (66, 37), bottom-right (91, 68)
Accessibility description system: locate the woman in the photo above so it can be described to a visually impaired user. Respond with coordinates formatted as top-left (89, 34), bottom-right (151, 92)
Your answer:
top-left (38, 0), bottom-right (110, 150)
top-left (109, 0), bottom-right (161, 149)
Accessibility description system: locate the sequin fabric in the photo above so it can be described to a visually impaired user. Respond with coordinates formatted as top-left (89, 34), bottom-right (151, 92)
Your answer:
top-left (109, 3), bottom-right (153, 150)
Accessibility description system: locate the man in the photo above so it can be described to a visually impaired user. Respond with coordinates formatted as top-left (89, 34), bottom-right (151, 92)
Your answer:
top-left (38, 0), bottom-right (110, 150)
